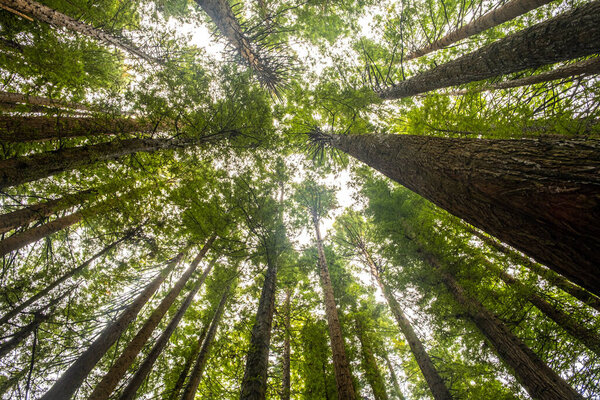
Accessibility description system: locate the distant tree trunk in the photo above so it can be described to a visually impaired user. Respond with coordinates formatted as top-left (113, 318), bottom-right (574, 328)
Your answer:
top-left (381, 1), bottom-right (600, 99)
top-left (0, 115), bottom-right (156, 142)
top-left (88, 237), bottom-right (216, 400)
top-left (0, 366), bottom-right (27, 397)
top-left (312, 213), bottom-right (357, 400)
top-left (117, 273), bottom-right (213, 400)
top-left (427, 253), bottom-right (584, 400)
top-left (167, 326), bottom-right (208, 400)
top-left (0, 90), bottom-right (93, 112)
top-left (0, 310), bottom-right (51, 358)
top-left (1, 0), bottom-right (158, 63)
top-left (0, 136), bottom-right (199, 189)
top-left (382, 353), bottom-right (405, 400)
top-left (464, 225), bottom-right (600, 313)
top-left (405, 0), bottom-right (554, 60)
top-left (40, 252), bottom-right (184, 400)
top-left (281, 288), bottom-right (291, 400)
top-left (180, 285), bottom-right (231, 400)
top-left (354, 316), bottom-right (389, 400)
top-left (0, 231), bottom-right (133, 326)
top-left (323, 132), bottom-right (600, 296)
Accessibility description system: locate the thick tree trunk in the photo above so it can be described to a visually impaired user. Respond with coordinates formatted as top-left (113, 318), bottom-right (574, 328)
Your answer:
top-left (313, 215), bottom-right (357, 400)
top-left (0, 136), bottom-right (196, 189)
top-left (406, 0), bottom-right (553, 60)
top-left (428, 254), bottom-right (584, 400)
top-left (40, 252), bottom-right (184, 400)
top-left (465, 225), bottom-right (600, 313)
top-left (180, 285), bottom-right (231, 400)
top-left (168, 327), bottom-right (208, 400)
top-left (117, 273), bottom-right (212, 400)
top-left (382, 353), bottom-right (405, 400)
top-left (89, 238), bottom-right (216, 400)
top-left (355, 316), bottom-right (389, 400)
top-left (0, 115), bottom-right (156, 142)
top-left (281, 288), bottom-right (291, 400)
top-left (0, 90), bottom-right (93, 112)
top-left (381, 1), bottom-right (600, 99)
top-left (327, 132), bottom-right (600, 296)
top-left (1, 0), bottom-right (158, 62)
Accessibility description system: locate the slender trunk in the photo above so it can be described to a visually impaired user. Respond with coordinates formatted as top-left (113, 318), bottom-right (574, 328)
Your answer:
top-left (0, 231), bottom-right (132, 326)
top-left (0, 90), bottom-right (93, 111)
top-left (361, 250), bottom-right (452, 400)
top-left (1, 0), bottom-right (158, 63)
top-left (168, 326), bottom-right (208, 400)
top-left (40, 252), bottom-right (184, 400)
top-left (427, 254), bottom-right (584, 400)
top-left (406, 0), bottom-right (553, 60)
top-left (0, 115), bottom-right (156, 142)
top-left (117, 273), bottom-right (212, 400)
top-left (355, 317), bottom-right (389, 400)
top-left (0, 136), bottom-right (197, 189)
top-left (381, 1), bottom-right (600, 99)
top-left (0, 310), bottom-right (51, 359)
top-left (326, 132), bottom-right (600, 296)
top-left (281, 288), bottom-right (291, 400)
top-left (0, 366), bottom-right (27, 397)
top-left (465, 225), bottom-right (600, 313)
top-left (382, 353), bottom-right (405, 400)
top-left (89, 238), bottom-right (216, 400)
top-left (180, 285), bottom-right (231, 400)
top-left (312, 214), bottom-right (357, 400)
top-left (486, 261), bottom-right (600, 356)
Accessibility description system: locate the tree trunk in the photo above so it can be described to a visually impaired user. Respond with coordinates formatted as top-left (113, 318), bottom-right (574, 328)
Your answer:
top-left (428, 254), bottom-right (584, 400)
top-left (0, 115), bottom-right (156, 142)
top-left (381, 1), bottom-right (600, 99)
top-left (0, 136), bottom-right (197, 189)
top-left (0, 90), bottom-right (93, 112)
top-left (382, 353), bottom-right (405, 400)
top-left (167, 326), bottom-right (208, 400)
top-left (312, 214), bottom-right (357, 400)
top-left (1, 0), bottom-right (158, 63)
top-left (117, 272), bottom-right (212, 400)
top-left (40, 252), bottom-right (184, 400)
top-left (326, 132), bottom-right (600, 296)
top-left (180, 285), bottom-right (231, 400)
top-left (405, 0), bottom-right (554, 60)
top-left (88, 237), bottom-right (216, 400)
top-left (281, 288), bottom-right (291, 400)
top-left (0, 310), bottom-right (51, 359)
top-left (355, 316), bottom-right (389, 400)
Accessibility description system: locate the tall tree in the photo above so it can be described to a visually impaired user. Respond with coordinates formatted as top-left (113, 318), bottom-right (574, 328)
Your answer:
top-left (281, 287), bottom-right (292, 400)
top-left (353, 310), bottom-right (389, 400)
top-left (0, 90), bottom-right (93, 112)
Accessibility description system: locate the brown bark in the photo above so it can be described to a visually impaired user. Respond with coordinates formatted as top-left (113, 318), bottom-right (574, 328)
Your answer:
top-left (1, 0), bottom-right (158, 62)
top-left (406, 0), bottom-right (554, 60)
top-left (40, 252), bottom-right (184, 400)
top-left (313, 214), bottom-right (357, 400)
top-left (0, 115), bottom-right (156, 142)
top-left (354, 316), bottom-right (389, 400)
top-left (0, 91), bottom-right (93, 112)
top-left (281, 288), bottom-right (291, 400)
top-left (88, 238), bottom-right (216, 400)
top-left (381, 1), bottom-right (600, 99)
top-left (326, 132), bottom-right (600, 296)
top-left (180, 285), bottom-right (231, 400)
top-left (382, 353), bottom-right (405, 400)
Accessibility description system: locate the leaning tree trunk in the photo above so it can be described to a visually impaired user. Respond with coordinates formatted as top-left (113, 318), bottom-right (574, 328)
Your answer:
top-left (312, 214), bottom-right (357, 400)
top-left (1, 0), bottom-right (158, 63)
top-left (89, 237), bottom-right (216, 400)
top-left (405, 0), bottom-right (553, 60)
top-left (0, 90), bottom-right (93, 112)
top-left (355, 316), bottom-right (389, 400)
top-left (281, 288), bottom-right (291, 400)
top-left (381, 1), bottom-right (600, 99)
top-left (179, 285), bottom-right (231, 400)
top-left (167, 326), bottom-right (208, 400)
top-left (40, 252), bottom-right (184, 400)
top-left (382, 353), bottom-right (405, 400)
top-left (323, 132), bottom-right (600, 296)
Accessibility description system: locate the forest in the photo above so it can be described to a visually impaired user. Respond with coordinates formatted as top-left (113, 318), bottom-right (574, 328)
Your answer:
top-left (0, 0), bottom-right (599, 399)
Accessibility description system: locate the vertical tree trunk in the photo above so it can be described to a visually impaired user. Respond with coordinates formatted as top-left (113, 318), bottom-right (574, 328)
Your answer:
top-left (281, 288), bottom-right (291, 400)
top-left (0, 90), bottom-right (93, 111)
top-left (381, 1), bottom-right (600, 99)
top-left (325, 132), bottom-right (600, 296)
top-left (406, 0), bottom-right (554, 60)
top-left (89, 237), bottom-right (216, 400)
top-left (382, 353), bottom-right (405, 400)
top-left (40, 252), bottom-right (184, 400)
top-left (167, 326), bottom-right (208, 400)
top-left (354, 316), bottom-right (389, 400)
top-left (312, 214), bottom-right (357, 400)
top-left (180, 285), bottom-right (231, 400)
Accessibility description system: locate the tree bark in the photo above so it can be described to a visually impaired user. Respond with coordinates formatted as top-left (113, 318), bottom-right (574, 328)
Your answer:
top-left (88, 237), bottom-right (216, 400)
top-left (381, 1), bottom-right (600, 99)
top-left (1, 0), bottom-right (158, 63)
top-left (382, 353), bottom-right (405, 400)
top-left (326, 132), bottom-right (600, 296)
top-left (0, 90), bottom-right (93, 112)
top-left (180, 285), bottom-right (231, 400)
top-left (312, 214), bottom-right (357, 400)
top-left (405, 0), bottom-right (554, 60)
top-left (281, 288), bottom-right (291, 400)
top-left (0, 309), bottom-right (51, 359)
top-left (354, 316), bottom-right (389, 400)
top-left (167, 326), bottom-right (208, 400)
top-left (40, 252), bottom-right (184, 400)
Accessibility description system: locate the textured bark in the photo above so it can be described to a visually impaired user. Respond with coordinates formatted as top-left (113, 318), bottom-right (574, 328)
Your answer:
top-left (328, 133), bottom-right (600, 296)
top-left (40, 253), bottom-right (183, 400)
top-left (355, 317), bottom-right (389, 400)
top-left (429, 255), bottom-right (584, 400)
top-left (382, 353), bottom-right (405, 400)
top-left (0, 91), bottom-right (93, 111)
top-left (117, 273), bottom-right (210, 400)
top-left (0, 136), bottom-right (196, 189)
top-left (89, 238), bottom-right (216, 400)
top-left (180, 286), bottom-right (231, 400)
top-left (2, 0), bottom-right (157, 62)
top-left (381, 1), bottom-right (600, 99)
top-left (281, 288), bottom-right (291, 400)
top-left (313, 214), bottom-right (357, 400)
top-left (406, 0), bottom-right (554, 60)
top-left (0, 115), bottom-right (156, 142)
